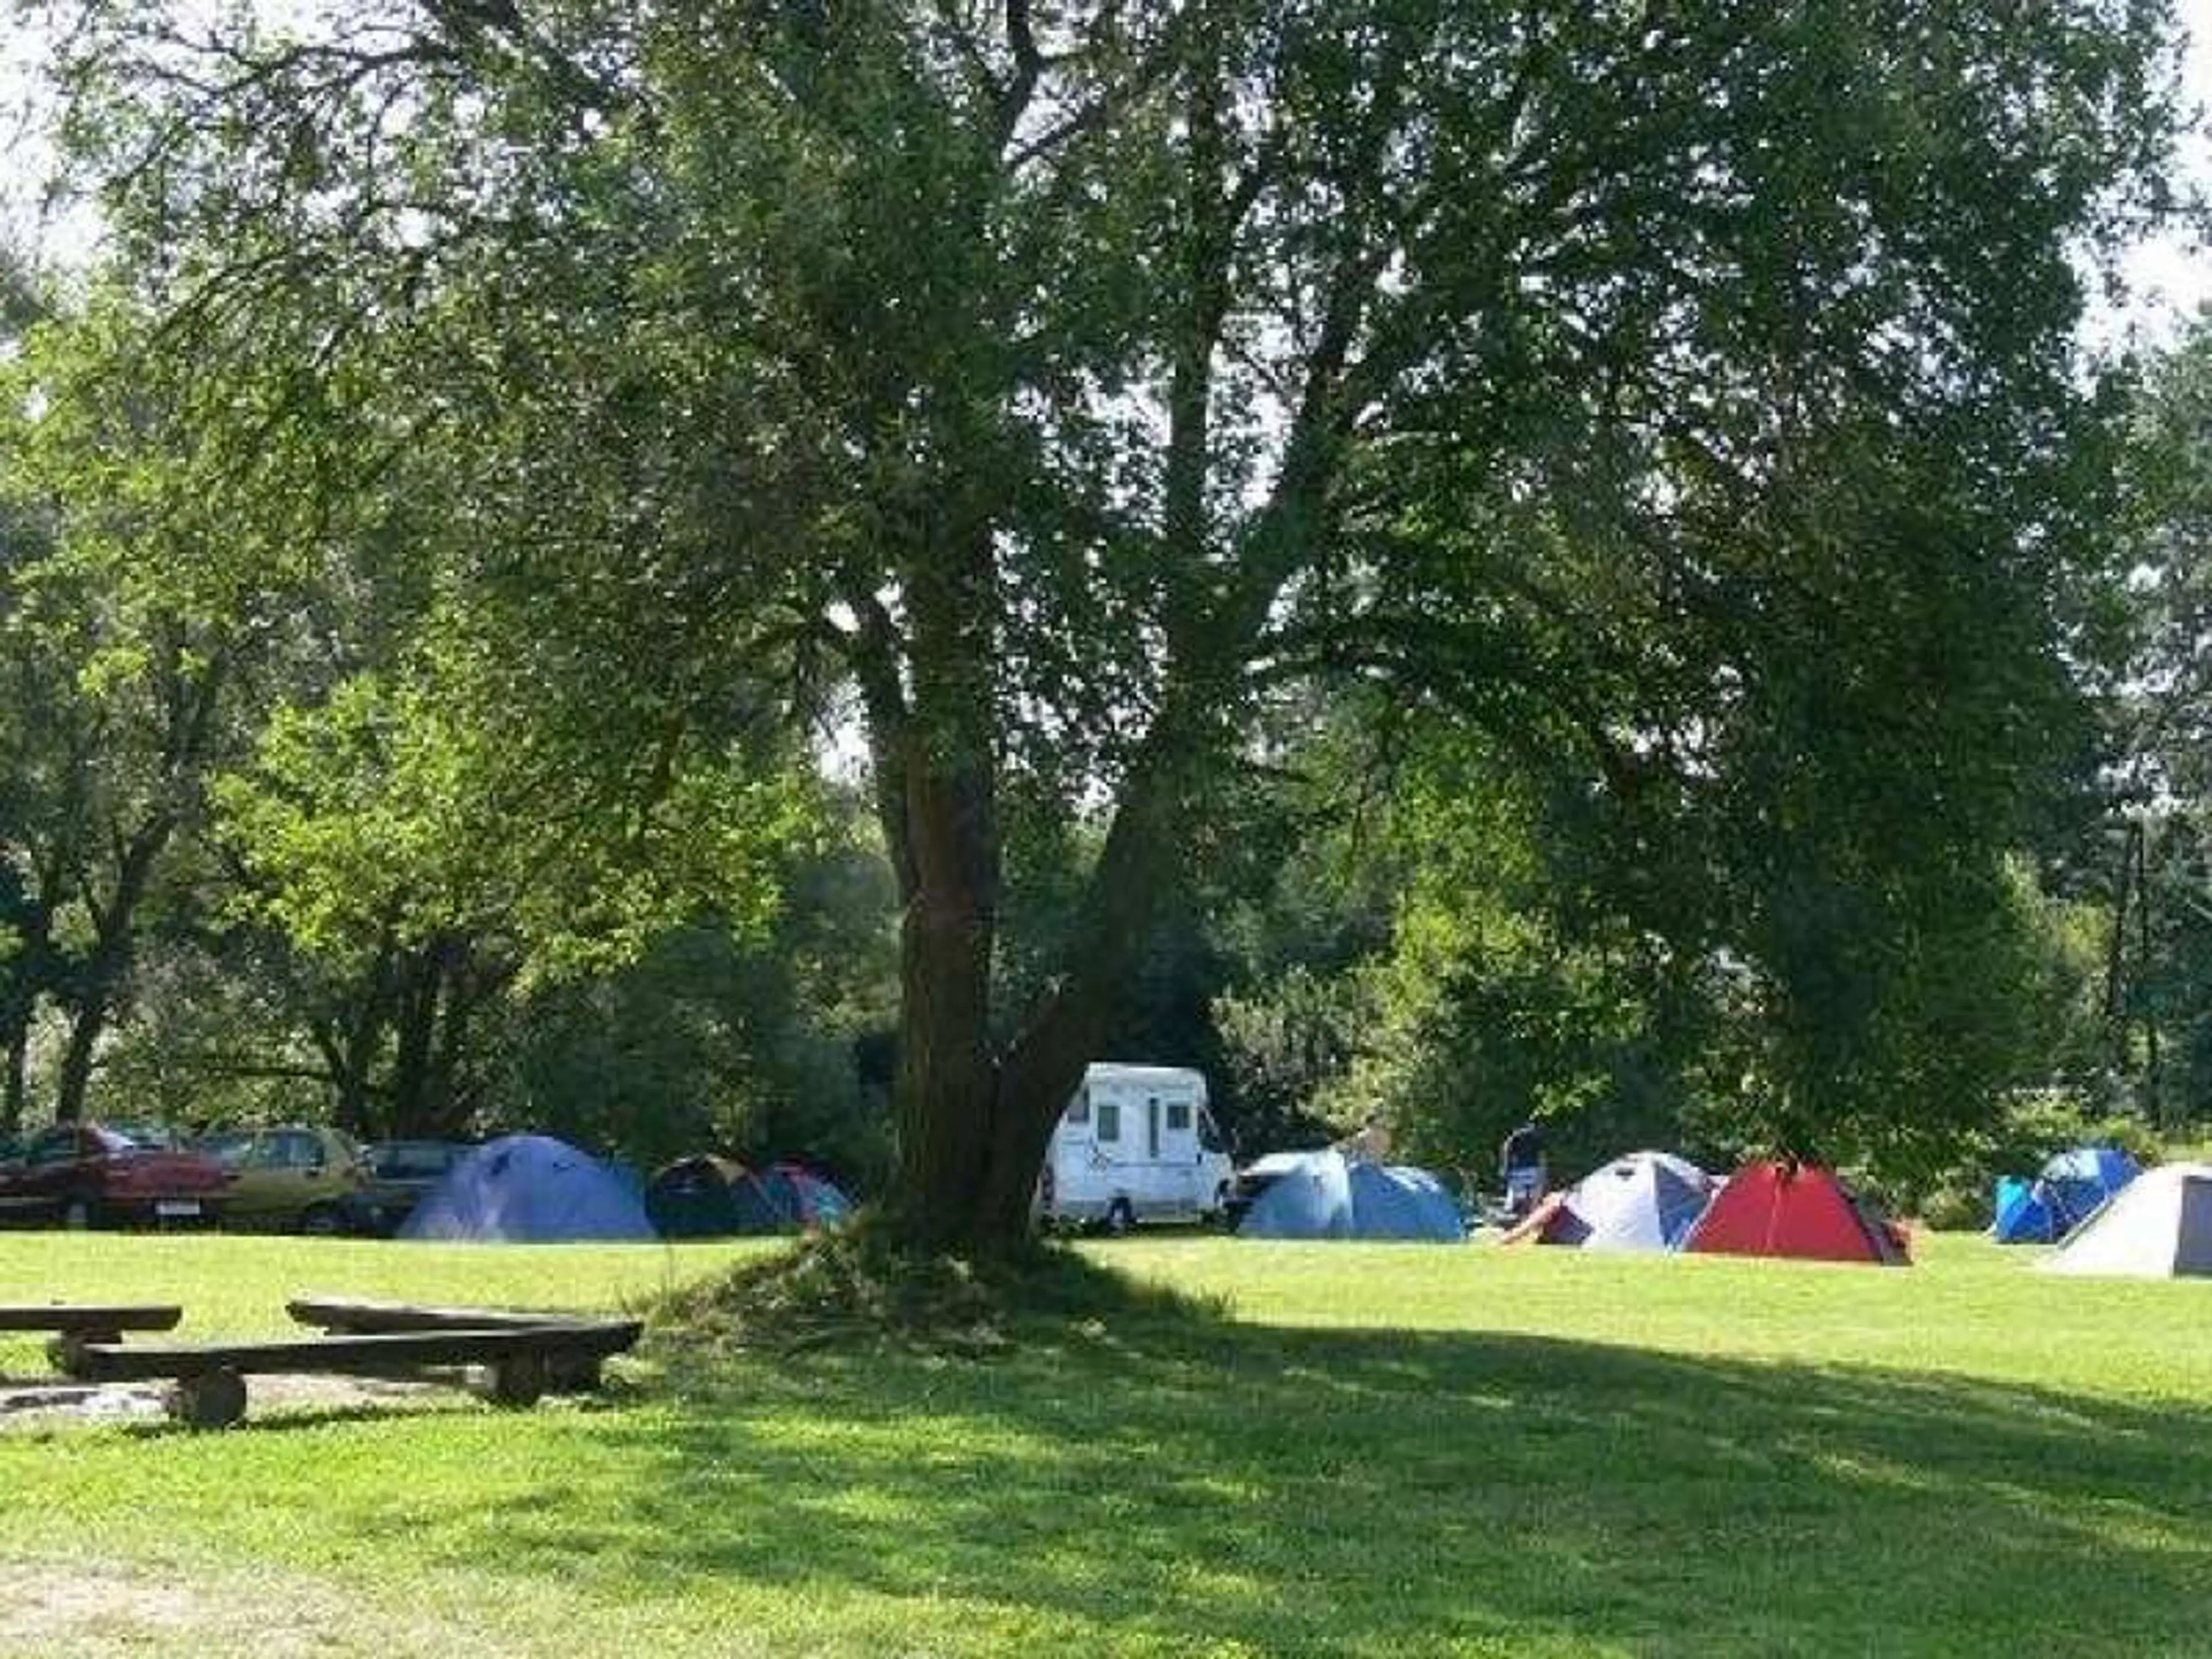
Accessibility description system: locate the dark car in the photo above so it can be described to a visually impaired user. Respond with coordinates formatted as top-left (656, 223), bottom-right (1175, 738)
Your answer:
top-left (339, 1139), bottom-right (470, 1236)
top-left (0, 1122), bottom-right (232, 1229)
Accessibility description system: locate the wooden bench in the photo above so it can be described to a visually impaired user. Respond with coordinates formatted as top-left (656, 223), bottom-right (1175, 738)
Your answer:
top-left (286, 1296), bottom-right (623, 1391)
top-left (61, 1317), bottom-right (644, 1429)
top-left (0, 1303), bottom-right (184, 1371)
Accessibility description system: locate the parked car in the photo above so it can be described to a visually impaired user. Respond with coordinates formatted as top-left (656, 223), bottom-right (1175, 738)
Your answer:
top-left (193, 1125), bottom-right (366, 1234)
top-left (0, 1122), bottom-right (231, 1229)
top-left (339, 1139), bottom-right (471, 1236)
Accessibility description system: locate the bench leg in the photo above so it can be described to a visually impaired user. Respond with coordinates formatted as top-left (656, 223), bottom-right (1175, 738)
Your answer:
top-left (478, 1353), bottom-right (546, 1408)
top-left (169, 1369), bottom-right (248, 1430)
top-left (47, 1330), bottom-right (120, 1376)
top-left (544, 1351), bottom-right (603, 1393)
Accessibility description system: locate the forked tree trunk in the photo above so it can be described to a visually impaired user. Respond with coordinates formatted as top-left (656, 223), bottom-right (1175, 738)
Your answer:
top-left (887, 714), bottom-right (1195, 1253)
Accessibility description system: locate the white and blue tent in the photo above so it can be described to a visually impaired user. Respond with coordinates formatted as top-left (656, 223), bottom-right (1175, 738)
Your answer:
top-left (1543, 1151), bottom-right (1714, 1251)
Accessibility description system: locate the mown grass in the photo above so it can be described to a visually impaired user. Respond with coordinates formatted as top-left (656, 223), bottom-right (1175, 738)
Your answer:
top-left (2, 1229), bottom-right (2210, 1656)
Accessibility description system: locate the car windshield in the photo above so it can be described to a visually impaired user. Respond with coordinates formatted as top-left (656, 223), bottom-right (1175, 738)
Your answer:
top-left (370, 1143), bottom-right (454, 1179)
top-left (105, 1123), bottom-right (180, 1151)
top-left (195, 1131), bottom-right (256, 1165)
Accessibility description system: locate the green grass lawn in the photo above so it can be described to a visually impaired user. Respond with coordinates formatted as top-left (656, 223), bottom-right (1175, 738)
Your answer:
top-left (2, 1230), bottom-right (2210, 1657)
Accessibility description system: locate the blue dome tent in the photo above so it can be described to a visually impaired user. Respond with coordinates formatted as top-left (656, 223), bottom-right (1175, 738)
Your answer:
top-left (2039, 1146), bottom-right (2141, 1233)
top-left (1344, 1162), bottom-right (1467, 1241)
top-left (1992, 1146), bottom-right (2141, 1244)
top-left (1991, 1176), bottom-right (2051, 1244)
top-left (402, 1134), bottom-right (658, 1243)
top-left (1238, 1152), bottom-right (1464, 1241)
top-left (1238, 1152), bottom-right (1354, 1238)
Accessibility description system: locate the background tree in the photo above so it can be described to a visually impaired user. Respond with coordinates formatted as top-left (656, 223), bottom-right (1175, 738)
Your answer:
top-left (0, 291), bottom-right (303, 1123)
top-left (31, 0), bottom-right (2182, 1245)
top-left (2085, 317), bottom-right (2212, 1126)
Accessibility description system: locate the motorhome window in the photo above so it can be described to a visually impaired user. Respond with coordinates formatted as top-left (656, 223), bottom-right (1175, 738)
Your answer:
top-left (1147, 1099), bottom-right (1161, 1159)
top-left (1067, 1089), bottom-right (1091, 1125)
top-left (1095, 1102), bottom-right (1121, 1142)
top-left (1165, 1102), bottom-right (1192, 1132)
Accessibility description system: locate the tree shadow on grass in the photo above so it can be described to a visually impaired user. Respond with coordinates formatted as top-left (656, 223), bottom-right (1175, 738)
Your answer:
top-left (361, 1293), bottom-right (2212, 1657)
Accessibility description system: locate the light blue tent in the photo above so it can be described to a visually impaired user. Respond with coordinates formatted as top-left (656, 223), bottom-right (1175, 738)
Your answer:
top-left (1238, 1152), bottom-right (1354, 1238)
top-left (1238, 1152), bottom-right (1464, 1241)
top-left (401, 1133), bottom-right (658, 1243)
top-left (1992, 1146), bottom-right (2141, 1244)
top-left (1345, 1162), bottom-right (1468, 1241)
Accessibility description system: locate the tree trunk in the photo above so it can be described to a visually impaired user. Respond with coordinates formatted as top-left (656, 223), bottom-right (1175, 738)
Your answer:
top-left (53, 821), bottom-right (171, 1124)
top-left (387, 942), bottom-right (444, 1138)
top-left (427, 937), bottom-right (499, 1135)
top-left (888, 743), bottom-right (1003, 1247)
top-left (0, 913), bottom-right (44, 1137)
top-left (52, 1001), bottom-right (109, 1126)
top-left (312, 1015), bottom-right (380, 1141)
top-left (2, 1031), bottom-right (24, 1135)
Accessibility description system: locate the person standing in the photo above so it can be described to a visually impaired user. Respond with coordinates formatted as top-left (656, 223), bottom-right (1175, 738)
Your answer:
top-left (1499, 1119), bottom-right (1547, 1218)
top-left (1338, 1113), bottom-right (1392, 1164)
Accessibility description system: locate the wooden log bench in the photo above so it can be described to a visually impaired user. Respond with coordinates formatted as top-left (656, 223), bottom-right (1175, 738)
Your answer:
top-left (0, 1303), bottom-right (185, 1372)
top-left (60, 1317), bottom-right (644, 1429)
top-left (285, 1296), bottom-right (626, 1392)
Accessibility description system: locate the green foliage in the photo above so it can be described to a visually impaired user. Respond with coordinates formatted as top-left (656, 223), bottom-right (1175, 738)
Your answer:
top-left (17, 1), bottom-right (2188, 1229)
top-left (215, 664), bottom-right (816, 984)
top-left (1273, 726), bottom-right (1706, 1180)
top-left (2085, 322), bottom-right (2212, 1126)
top-left (507, 896), bottom-right (897, 1184)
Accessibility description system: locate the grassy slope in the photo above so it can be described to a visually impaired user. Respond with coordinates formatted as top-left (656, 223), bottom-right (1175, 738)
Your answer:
top-left (1, 1232), bottom-right (2208, 1657)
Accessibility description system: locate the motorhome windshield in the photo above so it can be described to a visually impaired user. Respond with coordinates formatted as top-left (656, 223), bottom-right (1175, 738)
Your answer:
top-left (1198, 1109), bottom-right (1226, 1154)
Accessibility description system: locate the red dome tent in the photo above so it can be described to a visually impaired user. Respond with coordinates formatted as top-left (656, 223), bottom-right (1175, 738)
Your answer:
top-left (1683, 1160), bottom-right (1910, 1266)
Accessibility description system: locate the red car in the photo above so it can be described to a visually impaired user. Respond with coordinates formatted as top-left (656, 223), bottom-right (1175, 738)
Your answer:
top-left (0, 1123), bottom-right (232, 1229)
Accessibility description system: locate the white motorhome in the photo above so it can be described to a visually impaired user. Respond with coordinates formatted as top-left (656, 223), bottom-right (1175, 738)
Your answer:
top-left (1038, 1063), bottom-right (1234, 1232)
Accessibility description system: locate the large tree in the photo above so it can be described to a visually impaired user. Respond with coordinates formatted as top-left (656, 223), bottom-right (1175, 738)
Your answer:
top-left (33, 0), bottom-right (2180, 1245)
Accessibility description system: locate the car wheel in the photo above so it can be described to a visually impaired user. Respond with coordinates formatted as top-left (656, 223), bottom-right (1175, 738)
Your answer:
top-left (1104, 1198), bottom-right (1136, 1237)
top-left (61, 1197), bottom-right (93, 1231)
top-left (298, 1205), bottom-right (343, 1237)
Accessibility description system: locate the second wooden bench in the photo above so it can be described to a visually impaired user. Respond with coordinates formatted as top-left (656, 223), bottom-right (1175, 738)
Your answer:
top-left (60, 1308), bottom-right (642, 1429)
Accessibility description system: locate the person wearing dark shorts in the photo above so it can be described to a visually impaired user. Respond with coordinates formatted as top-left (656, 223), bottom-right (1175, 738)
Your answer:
top-left (1500, 1119), bottom-right (1547, 1218)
